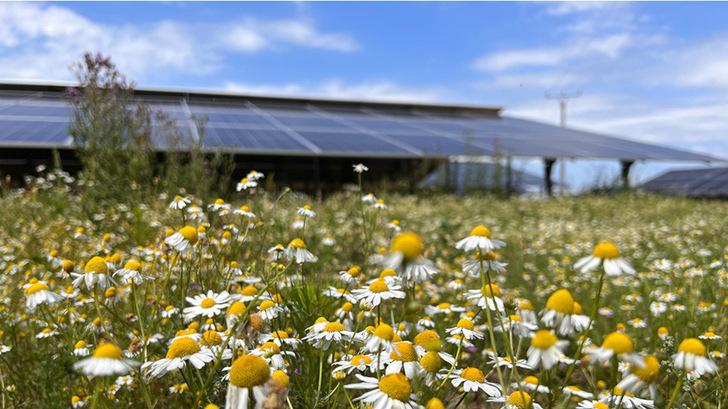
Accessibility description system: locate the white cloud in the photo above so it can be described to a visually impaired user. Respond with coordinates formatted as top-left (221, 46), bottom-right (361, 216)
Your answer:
top-left (0, 3), bottom-right (358, 82)
top-left (476, 72), bottom-right (583, 90)
top-left (543, 1), bottom-right (627, 16)
top-left (472, 34), bottom-right (631, 71)
top-left (223, 79), bottom-right (443, 103)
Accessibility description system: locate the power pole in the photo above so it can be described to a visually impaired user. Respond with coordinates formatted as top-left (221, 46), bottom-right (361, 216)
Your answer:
top-left (545, 91), bottom-right (582, 194)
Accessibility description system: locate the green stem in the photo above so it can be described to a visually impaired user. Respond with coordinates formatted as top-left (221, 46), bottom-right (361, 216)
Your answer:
top-left (665, 372), bottom-right (685, 409)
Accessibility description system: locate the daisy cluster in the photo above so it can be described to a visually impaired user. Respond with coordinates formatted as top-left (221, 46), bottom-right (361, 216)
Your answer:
top-left (0, 167), bottom-right (725, 409)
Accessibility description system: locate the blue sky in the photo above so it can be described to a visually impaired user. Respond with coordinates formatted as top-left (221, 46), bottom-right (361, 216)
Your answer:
top-left (1, 1), bottom-right (727, 189)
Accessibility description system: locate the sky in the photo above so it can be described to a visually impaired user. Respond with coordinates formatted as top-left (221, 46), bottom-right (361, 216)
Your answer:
top-left (1, 1), bottom-right (727, 189)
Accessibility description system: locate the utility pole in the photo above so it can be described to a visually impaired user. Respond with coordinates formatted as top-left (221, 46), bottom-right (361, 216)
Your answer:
top-left (545, 91), bottom-right (581, 195)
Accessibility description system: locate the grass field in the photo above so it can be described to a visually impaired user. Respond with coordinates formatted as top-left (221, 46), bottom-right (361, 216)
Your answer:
top-left (2, 168), bottom-right (727, 409)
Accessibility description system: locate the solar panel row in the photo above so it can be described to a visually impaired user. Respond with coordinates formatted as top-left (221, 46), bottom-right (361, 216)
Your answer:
top-left (0, 90), bottom-right (718, 162)
top-left (641, 168), bottom-right (728, 196)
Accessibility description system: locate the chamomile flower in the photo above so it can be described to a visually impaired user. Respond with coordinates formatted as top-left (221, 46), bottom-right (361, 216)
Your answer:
top-left (345, 373), bottom-right (422, 409)
top-left (562, 386), bottom-right (594, 399)
top-left (512, 376), bottom-right (552, 394)
top-left (303, 321), bottom-right (354, 349)
top-left (183, 290), bottom-right (232, 321)
top-left (236, 178), bottom-right (257, 192)
top-left (260, 330), bottom-right (302, 350)
top-left (285, 238), bottom-right (318, 264)
top-left (73, 340), bottom-right (92, 357)
top-left (333, 354), bottom-right (379, 375)
top-left (24, 280), bottom-right (63, 310)
top-left (169, 195), bottom-right (191, 210)
top-left (384, 342), bottom-right (421, 379)
top-left (599, 388), bottom-right (654, 409)
top-left (352, 280), bottom-right (406, 307)
top-left (363, 324), bottom-right (396, 353)
top-left (466, 284), bottom-right (505, 313)
top-left (455, 225), bottom-right (506, 253)
top-left (73, 343), bottom-right (138, 377)
top-left (574, 242), bottom-right (635, 276)
top-left (446, 318), bottom-right (484, 340)
top-left (617, 355), bottom-right (660, 399)
top-left (699, 330), bottom-right (722, 340)
top-left (541, 289), bottom-right (577, 337)
top-left (673, 338), bottom-right (718, 374)
top-left (142, 337), bottom-right (215, 378)
top-left (252, 341), bottom-right (295, 369)
top-left (488, 391), bottom-right (544, 409)
top-left (339, 266), bottom-right (362, 285)
top-left (527, 330), bottom-right (569, 370)
top-left (71, 256), bottom-right (117, 290)
top-left (114, 260), bottom-right (148, 285)
top-left (233, 205), bottom-right (256, 218)
top-left (353, 163), bottom-right (369, 173)
top-left (257, 300), bottom-right (283, 321)
top-left (450, 367), bottom-right (502, 397)
top-left (588, 332), bottom-right (645, 369)
top-left (225, 355), bottom-right (270, 409)
top-left (165, 226), bottom-right (199, 253)
top-left (297, 205), bottom-right (316, 218)
top-left (462, 251), bottom-right (508, 276)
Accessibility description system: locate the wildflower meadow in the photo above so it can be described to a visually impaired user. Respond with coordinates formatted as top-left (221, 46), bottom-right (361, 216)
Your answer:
top-left (2, 164), bottom-right (727, 409)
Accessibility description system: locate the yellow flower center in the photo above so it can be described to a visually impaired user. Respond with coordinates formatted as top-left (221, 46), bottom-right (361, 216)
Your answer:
top-left (523, 376), bottom-right (539, 385)
top-left (507, 391), bottom-right (533, 408)
top-left (259, 300), bottom-right (275, 311)
top-left (414, 330), bottom-right (441, 351)
top-left (259, 342), bottom-right (281, 355)
top-left (342, 302), bottom-right (354, 312)
top-left (572, 302), bottom-right (583, 315)
top-left (531, 330), bottom-right (558, 349)
top-left (470, 225), bottom-right (491, 237)
top-left (229, 355), bottom-right (270, 388)
top-left (631, 355), bottom-right (659, 383)
top-left (704, 331), bottom-right (715, 337)
top-left (178, 226), bottom-right (199, 245)
top-left (378, 373), bottom-right (412, 402)
top-left (509, 315), bottom-right (523, 322)
top-left (124, 261), bottom-right (141, 271)
top-left (380, 269), bottom-right (397, 279)
top-left (289, 238), bottom-right (306, 249)
top-left (477, 251), bottom-right (497, 261)
top-left (602, 332), bottom-right (634, 354)
top-left (593, 404), bottom-right (610, 409)
top-left (75, 340), bottom-right (87, 349)
top-left (481, 284), bottom-right (501, 298)
top-left (215, 198), bottom-right (224, 205)
top-left (374, 324), bottom-right (394, 341)
top-left (456, 319), bottom-right (474, 330)
top-left (350, 355), bottom-right (373, 365)
top-left (391, 233), bottom-right (423, 262)
top-left (241, 286), bottom-right (258, 296)
top-left (200, 331), bottom-right (223, 347)
top-left (105, 287), bottom-right (117, 298)
top-left (93, 343), bottom-right (123, 360)
top-left (271, 370), bottom-right (290, 388)
top-left (25, 282), bottom-right (49, 295)
top-left (678, 338), bottom-right (707, 356)
top-left (420, 351), bottom-right (441, 373)
top-left (62, 260), bottom-right (75, 272)
top-left (369, 280), bottom-right (389, 293)
top-left (519, 301), bottom-right (535, 311)
top-left (167, 337), bottom-right (200, 359)
top-left (200, 298), bottom-right (216, 309)
top-left (324, 322), bottom-right (346, 333)
top-left (347, 266), bottom-right (361, 277)
top-left (460, 367), bottom-right (485, 383)
top-left (425, 398), bottom-right (445, 409)
top-left (273, 330), bottom-right (289, 340)
top-left (390, 342), bottom-right (417, 362)
top-left (227, 301), bottom-right (247, 316)
top-left (85, 257), bottom-right (108, 275)
top-left (593, 242), bottom-right (619, 259)
top-left (546, 289), bottom-right (574, 314)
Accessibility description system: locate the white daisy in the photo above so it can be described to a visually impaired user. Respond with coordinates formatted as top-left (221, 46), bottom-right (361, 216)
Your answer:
top-left (71, 256), bottom-right (117, 290)
top-left (183, 290), bottom-right (232, 321)
top-left (225, 355), bottom-right (270, 409)
top-left (527, 330), bottom-right (569, 370)
top-left (164, 226), bottom-right (199, 253)
top-left (142, 337), bottom-right (215, 378)
top-left (673, 338), bottom-right (718, 374)
top-left (24, 281), bottom-right (63, 310)
top-left (73, 343), bottom-right (138, 377)
top-left (449, 367), bottom-right (502, 396)
top-left (285, 238), bottom-right (318, 264)
top-left (352, 280), bottom-right (406, 307)
top-left (345, 373), bottom-right (422, 409)
top-left (455, 225), bottom-right (506, 253)
top-left (574, 242), bottom-right (635, 276)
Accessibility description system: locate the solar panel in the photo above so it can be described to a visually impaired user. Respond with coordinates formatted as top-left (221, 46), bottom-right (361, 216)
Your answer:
top-left (0, 85), bottom-right (720, 164)
top-left (204, 127), bottom-right (311, 152)
top-left (641, 167), bottom-right (728, 197)
top-left (295, 131), bottom-right (414, 155)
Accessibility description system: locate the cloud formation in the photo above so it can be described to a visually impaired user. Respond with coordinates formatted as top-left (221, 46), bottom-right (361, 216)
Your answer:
top-left (0, 3), bottom-right (358, 81)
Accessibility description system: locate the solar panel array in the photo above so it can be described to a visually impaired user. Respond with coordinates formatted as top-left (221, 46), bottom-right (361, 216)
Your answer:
top-left (641, 167), bottom-right (728, 197)
top-left (419, 162), bottom-right (548, 195)
top-left (0, 86), bottom-right (718, 162)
